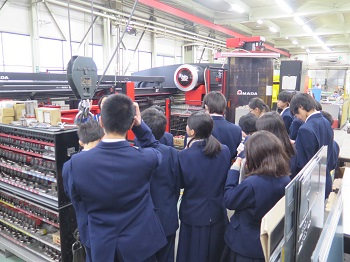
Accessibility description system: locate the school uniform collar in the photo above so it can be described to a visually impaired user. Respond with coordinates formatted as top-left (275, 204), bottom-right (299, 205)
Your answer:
top-left (305, 111), bottom-right (321, 122)
top-left (97, 140), bottom-right (131, 149)
top-left (102, 138), bottom-right (126, 142)
top-left (280, 107), bottom-right (289, 115)
top-left (210, 114), bottom-right (225, 120)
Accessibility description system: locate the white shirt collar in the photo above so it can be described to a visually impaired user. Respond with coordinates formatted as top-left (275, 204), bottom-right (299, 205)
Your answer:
top-left (101, 138), bottom-right (126, 143)
top-left (280, 107), bottom-right (289, 115)
top-left (305, 111), bottom-right (321, 122)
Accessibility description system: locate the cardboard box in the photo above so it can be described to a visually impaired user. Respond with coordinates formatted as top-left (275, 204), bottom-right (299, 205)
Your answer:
top-left (13, 103), bottom-right (26, 120)
top-left (0, 116), bottom-right (14, 124)
top-left (35, 108), bottom-right (61, 125)
top-left (0, 107), bottom-right (14, 117)
top-left (52, 231), bottom-right (61, 245)
top-left (173, 136), bottom-right (185, 148)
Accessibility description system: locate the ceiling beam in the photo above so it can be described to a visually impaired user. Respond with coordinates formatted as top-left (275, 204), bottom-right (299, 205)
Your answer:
top-left (138, 0), bottom-right (291, 57)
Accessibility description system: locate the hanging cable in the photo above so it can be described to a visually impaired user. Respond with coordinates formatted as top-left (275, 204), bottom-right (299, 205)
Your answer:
top-left (67, 0), bottom-right (73, 58)
top-left (90, 0), bottom-right (94, 58)
top-left (97, 0), bottom-right (139, 87)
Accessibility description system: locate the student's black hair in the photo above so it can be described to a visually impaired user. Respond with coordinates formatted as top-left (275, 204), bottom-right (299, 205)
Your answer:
top-left (245, 131), bottom-right (290, 177)
top-left (202, 91), bottom-right (226, 114)
top-left (238, 113), bottom-right (258, 135)
top-left (321, 110), bottom-right (334, 125)
top-left (187, 111), bottom-right (222, 158)
top-left (77, 120), bottom-right (104, 144)
top-left (256, 111), bottom-right (295, 159)
top-left (101, 94), bottom-right (135, 134)
top-left (248, 97), bottom-right (270, 113)
top-left (150, 105), bottom-right (165, 114)
top-left (290, 93), bottom-right (317, 115)
top-left (315, 101), bottom-right (322, 111)
top-left (277, 91), bottom-right (293, 103)
top-left (97, 95), bottom-right (109, 110)
top-left (141, 108), bottom-right (166, 140)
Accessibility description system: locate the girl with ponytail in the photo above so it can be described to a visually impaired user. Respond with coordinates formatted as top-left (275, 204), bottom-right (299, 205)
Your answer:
top-left (177, 111), bottom-right (231, 262)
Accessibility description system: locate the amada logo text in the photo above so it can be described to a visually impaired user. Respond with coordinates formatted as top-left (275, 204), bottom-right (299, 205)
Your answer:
top-left (237, 90), bottom-right (258, 96)
top-left (0, 76), bottom-right (9, 80)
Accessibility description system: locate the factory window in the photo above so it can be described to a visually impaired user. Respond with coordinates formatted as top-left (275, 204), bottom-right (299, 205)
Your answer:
top-left (88, 44), bottom-right (103, 75)
top-left (2, 32), bottom-right (32, 72)
top-left (124, 49), bottom-right (139, 75)
top-left (63, 41), bottom-right (81, 69)
top-left (308, 69), bottom-right (346, 91)
top-left (156, 55), bottom-right (175, 67)
top-left (138, 51), bottom-right (152, 71)
top-left (39, 38), bottom-right (64, 72)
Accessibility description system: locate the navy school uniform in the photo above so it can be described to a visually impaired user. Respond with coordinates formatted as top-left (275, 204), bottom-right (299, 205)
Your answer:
top-left (177, 140), bottom-right (231, 262)
top-left (222, 169), bottom-right (290, 261)
top-left (62, 121), bottom-right (166, 262)
top-left (211, 115), bottom-right (242, 159)
top-left (135, 131), bottom-right (174, 147)
top-left (144, 143), bottom-right (180, 262)
top-left (289, 117), bottom-right (303, 140)
top-left (280, 107), bottom-right (293, 133)
top-left (291, 112), bottom-right (335, 198)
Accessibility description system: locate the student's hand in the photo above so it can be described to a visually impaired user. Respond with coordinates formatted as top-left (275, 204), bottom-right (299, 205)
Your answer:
top-left (231, 157), bottom-right (242, 169)
top-left (133, 102), bottom-right (142, 126)
top-left (290, 139), bottom-right (295, 145)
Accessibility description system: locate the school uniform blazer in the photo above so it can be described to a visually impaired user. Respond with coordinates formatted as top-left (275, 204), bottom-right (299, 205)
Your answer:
top-left (62, 122), bottom-right (166, 262)
top-left (211, 115), bottom-right (242, 159)
top-left (291, 112), bottom-right (335, 197)
top-left (224, 169), bottom-right (290, 258)
top-left (281, 107), bottom-right (293, 133)
top-left (63, 151), bottom-right (90, 248)
top-left (149, 143), bottom-right (180, 236)
top-left (135, 131), bottom-right (174, 147)
top-left (289, 117), bottom-right (303, 140)
top-left (179, 141), bottom-right (231, 226)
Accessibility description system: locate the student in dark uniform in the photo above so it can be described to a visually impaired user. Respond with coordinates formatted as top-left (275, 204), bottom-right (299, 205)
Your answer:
top-left (256, 111), bottom-right (296, 174)
top-left (177, 111), bottom-right (231, 262)
top-left (277, 91), bottom-right (293, 133)
top-left (63, 94), bottom-right (166, 261)
top-left (203, 91), bottom-right (242, 159)
top-left (289, 117), bottom-right (303, 140)
top-left (135, 105), bottom-right (174, 147)
top-left (63, 120), bottom-right (104, 262)
top-left (248, 97), bottom-right (270, 118)
top-left (290, 93), bottom-right (335, 198)
top-left (237, 112), bottom-right (258, 158)
top-left (138, 108), bottom-right (180, 262)
top-left (221, 131), bottom-right (290, 262)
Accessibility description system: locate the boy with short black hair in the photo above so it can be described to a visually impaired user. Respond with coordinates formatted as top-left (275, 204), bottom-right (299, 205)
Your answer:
top-left (63, 94), bottom-right (167, 261)
top-left (77, 120), bottom-right (104, 150)
top-left (290, 93), bottom-right (335, 198)
top-left (203, 91), bottom-right (242, 160)
top-left (139, 107), bottom-right (180, 262)
top-left (277, 91), bottom-right (293, 133)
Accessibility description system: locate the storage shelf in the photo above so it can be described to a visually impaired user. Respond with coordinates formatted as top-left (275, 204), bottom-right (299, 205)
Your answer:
top-left (0, 219), bottom-right (60, 252)
top-left (0, 181), bottom-right (57, 210)
top-left (0, 133), bottom-right (54, 147)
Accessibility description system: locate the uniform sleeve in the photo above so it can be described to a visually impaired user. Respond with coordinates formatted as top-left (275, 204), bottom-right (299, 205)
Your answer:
top-left (132, 121), bottom-right (162, 167)
top-left (224, 169), bottom-right (255, 210)
top-left (62, 160), bottom-right (71, 198)
top-left (171, 149), bottom-right (181, 200)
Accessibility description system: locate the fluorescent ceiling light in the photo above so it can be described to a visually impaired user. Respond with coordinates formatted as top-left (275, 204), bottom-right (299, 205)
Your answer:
top-left (294, 16), bottom-right (304, 25)
top-left (257, 19), bottom-right (263, 24)
top-left (292, 40), bottom-right (298, 45)
top-left (275, 0), bottom-right (293, 14)
top-left (301, 46), bottom-right (305, 49)
top-left (285, 36), bottom-right (289, 39)
top-left (306, 49), bottom-right (311, 52)
top-left (313, 35), bottom-right (323, 44)
top-left (230, 4), bottom-right (245, 14)
top-left (303, 25), bottom-right (313, 33)
top-left (269, 27), bottom-right (278, 32)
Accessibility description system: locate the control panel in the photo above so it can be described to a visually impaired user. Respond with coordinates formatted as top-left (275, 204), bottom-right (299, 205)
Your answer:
top-left (0, 124), bottom-right (79, 262)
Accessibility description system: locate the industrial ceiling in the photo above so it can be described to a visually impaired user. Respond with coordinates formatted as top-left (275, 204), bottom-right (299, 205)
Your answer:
top-left (129, 0), bottom-right (350, 56)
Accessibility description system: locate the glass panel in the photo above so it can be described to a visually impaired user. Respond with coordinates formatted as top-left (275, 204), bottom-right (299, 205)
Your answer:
top-left (39, 38), bottom-right (64, 72)
top-left (63, 41), bottom-right (82, 69)
top-left (163, 56), bottom-right (175, 66)
top-left (138, 51), bottom-right (152, 71)
top-left (2, 33), bottom-right (32, 71)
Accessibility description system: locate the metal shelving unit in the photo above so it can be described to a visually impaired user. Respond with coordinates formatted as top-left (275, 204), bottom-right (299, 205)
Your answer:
top-left (0, 124), bottom-right (79, 262)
